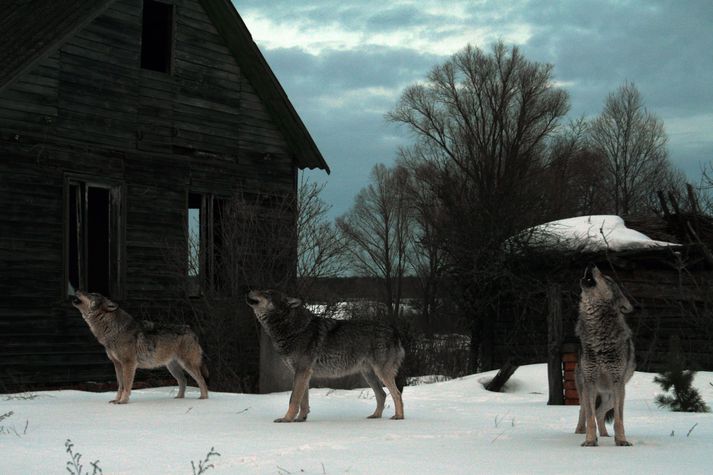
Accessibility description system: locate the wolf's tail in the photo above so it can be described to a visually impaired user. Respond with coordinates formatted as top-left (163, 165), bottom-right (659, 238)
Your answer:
top-left (595, 393), bottom-right (614, 423)
top-left (396, 370), bottom-right (406, 393)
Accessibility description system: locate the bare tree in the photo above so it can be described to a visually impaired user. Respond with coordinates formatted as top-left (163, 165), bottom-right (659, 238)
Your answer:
top-left (387, 41), bottom-right (570, 369)
top-left (542, 118), bottom-right (610, 218)
top-left (337, 164), bottom-right (413, 320)
top-left (397, 149), bottom-right (449, 335)
top-left (588, 81), bottom-right (680, 215)
top-left (296, 176), bottom-right (347, 296)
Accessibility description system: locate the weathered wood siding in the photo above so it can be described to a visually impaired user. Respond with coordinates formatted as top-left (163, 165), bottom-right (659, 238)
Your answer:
top-left (0, 0), bottom-right (297, 389)
top-left (489, 258), bottom-right (713, 373)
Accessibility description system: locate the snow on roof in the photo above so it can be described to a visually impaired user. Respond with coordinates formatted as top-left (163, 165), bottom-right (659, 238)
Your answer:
top-left (522, 215), bottom-right (679, 252)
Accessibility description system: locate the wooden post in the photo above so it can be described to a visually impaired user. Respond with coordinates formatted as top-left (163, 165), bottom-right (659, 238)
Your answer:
top-left (547, 284), bottom-right (564, 405)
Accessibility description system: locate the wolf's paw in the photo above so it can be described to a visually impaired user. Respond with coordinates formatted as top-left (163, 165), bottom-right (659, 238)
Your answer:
top-left (581, 439), bottom-right (598, 447)
top-left (274, 417), bottom-right (294, 423)
top-left (574, 427), bottom-right (586, 434)
top-left (390, 415), bottom-right (404, 420)
top-left (198, 395), bottom-right (208, 400)
top-left (367, 414), bottom-right (382, 419)
top-left (615, 439), bottom-right (632, 446)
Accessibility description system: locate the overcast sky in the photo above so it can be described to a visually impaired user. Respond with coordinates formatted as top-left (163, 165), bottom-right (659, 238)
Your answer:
top-left (233, 0), bottom-right (713, 219)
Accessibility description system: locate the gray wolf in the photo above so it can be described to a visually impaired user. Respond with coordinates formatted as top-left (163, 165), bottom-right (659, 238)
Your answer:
top-left (72, 290), bottom-right (209, 403)
top-left (574, 265), bottom-right (635, 446)
top-left (246, 289), bottom-right (405, 422)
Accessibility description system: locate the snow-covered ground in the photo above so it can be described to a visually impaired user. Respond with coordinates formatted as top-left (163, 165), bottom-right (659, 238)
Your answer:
top-left (1, 364), bottom-right (712, 474)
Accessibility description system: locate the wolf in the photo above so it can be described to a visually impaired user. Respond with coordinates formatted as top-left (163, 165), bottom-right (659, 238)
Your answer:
top-left (574, 265), bottom-right (635, 446)
top-left (71, 290), bottom-right (209, 404)
top-left (246, 289), bottom-right (405, 422)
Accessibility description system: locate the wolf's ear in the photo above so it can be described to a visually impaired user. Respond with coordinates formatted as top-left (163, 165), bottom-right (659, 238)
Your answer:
top-left (286, 297), bottom-right (302, 308)
top-left (102, 297), bottom-right (119, 312)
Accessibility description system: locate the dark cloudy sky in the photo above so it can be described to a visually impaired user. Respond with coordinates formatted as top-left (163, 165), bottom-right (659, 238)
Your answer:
top-left (233, 1), bottom-right (713, 219)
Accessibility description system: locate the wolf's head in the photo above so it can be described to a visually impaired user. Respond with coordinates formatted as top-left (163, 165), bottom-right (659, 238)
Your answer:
top-left (246, 290), bottom-right (302, 320)
top-left (72, 290), bottom-right (119, 317)
top-left (580, 264), bottom-right (633, 314)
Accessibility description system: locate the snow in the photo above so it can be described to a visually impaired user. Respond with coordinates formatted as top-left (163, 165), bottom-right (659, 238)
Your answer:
top-left (2, 364), bottom-right (712, 474)
top-left (521, 215), bottom-right (679, 252)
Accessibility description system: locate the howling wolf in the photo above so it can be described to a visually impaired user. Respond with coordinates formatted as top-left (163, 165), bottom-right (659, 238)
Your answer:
top-left (246, 289), bottom-right (405, 422)
top-left (574, 265), bottom-right (635, 446)
top-left (72, 291), bottom-right (209, 404)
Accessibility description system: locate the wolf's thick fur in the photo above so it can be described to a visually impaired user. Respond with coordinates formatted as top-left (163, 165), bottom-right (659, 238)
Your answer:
top-left (246, 289), bottom-right (405, 422)
top-left (72, 291), bottom-right (209, 404)
top-left (574, 265), bottom-right (635, 446)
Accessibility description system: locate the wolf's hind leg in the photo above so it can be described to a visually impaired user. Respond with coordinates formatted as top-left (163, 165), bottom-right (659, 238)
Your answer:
top-left (374, 366), bottom-right (404, 420)
top-left (167, 360), bottom-right (188, 398)
top-left (362, 369), bottom-right (386, 419)
top-left (575, 403), bottom-right (587, 434)
top-left (178, 357), bottom-right (209, 399)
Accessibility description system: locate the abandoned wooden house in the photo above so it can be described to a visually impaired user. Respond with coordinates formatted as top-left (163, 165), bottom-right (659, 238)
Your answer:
top-left (0, 0), bottom-right (329, 391)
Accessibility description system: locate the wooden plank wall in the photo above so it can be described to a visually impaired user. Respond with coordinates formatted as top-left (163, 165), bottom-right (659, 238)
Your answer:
top-left (489, 264), bottom-right (713, 373)
top-left (0, 0), bottom-right (297, 389)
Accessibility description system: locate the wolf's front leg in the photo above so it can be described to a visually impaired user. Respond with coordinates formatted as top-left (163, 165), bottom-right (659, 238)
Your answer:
top-left (613, 385), bottom-right (632, 446)
top-left (580, 385), bottom-right (599, 446)
top-left (275, 368), bottom-right (312, 422)
top-left (114, 361), bottom-right (137, 404)
top-left (109, 358), bottom-right (124, 403)
top-left (295, 386), bottom-right (310, 422)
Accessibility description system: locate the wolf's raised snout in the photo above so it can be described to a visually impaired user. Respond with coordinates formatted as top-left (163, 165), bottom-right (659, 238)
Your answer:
top-left (581, 264), bottom-right (596, 288)
top-left (245, 290), bottom-right (262, 306)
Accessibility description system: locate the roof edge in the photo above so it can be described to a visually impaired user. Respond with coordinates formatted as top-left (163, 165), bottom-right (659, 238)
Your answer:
top-left (198, 0), bottom-right (330, 174)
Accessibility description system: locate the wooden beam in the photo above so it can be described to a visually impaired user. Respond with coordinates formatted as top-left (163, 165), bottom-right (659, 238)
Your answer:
top-left (547, 284), bottom-right (564, 405)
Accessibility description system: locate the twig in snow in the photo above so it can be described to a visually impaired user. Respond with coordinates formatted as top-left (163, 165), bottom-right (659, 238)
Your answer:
top-left (236, 407), bottom-right (250, 415)
top-left (191, 446), bottom-right (220, 475)
top-left (65, 439), bottom-right (103, 475)
top-left (0, 411), bottom-right (13, 423)
top-left (687, 423), bottom-right (699, 437)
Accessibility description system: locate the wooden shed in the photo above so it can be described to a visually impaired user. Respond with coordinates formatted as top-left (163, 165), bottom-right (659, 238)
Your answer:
top-left (485, 209), bottom-right (713, 404)
top-left (0, 0), bottom-right (329, 390)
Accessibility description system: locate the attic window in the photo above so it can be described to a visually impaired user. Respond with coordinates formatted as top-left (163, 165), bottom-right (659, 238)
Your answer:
top-left (141, 0), bottom-right (174, 73)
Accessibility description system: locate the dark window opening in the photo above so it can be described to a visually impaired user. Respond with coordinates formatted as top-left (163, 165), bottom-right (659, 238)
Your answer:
top-left (141, 0), bottom-right (174, 73)
top-left (67, 180), bottom-right (122, 298)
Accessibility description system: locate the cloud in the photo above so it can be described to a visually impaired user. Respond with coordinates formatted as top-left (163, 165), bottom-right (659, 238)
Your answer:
top-left (233, 0), bottom-right (713, 217)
